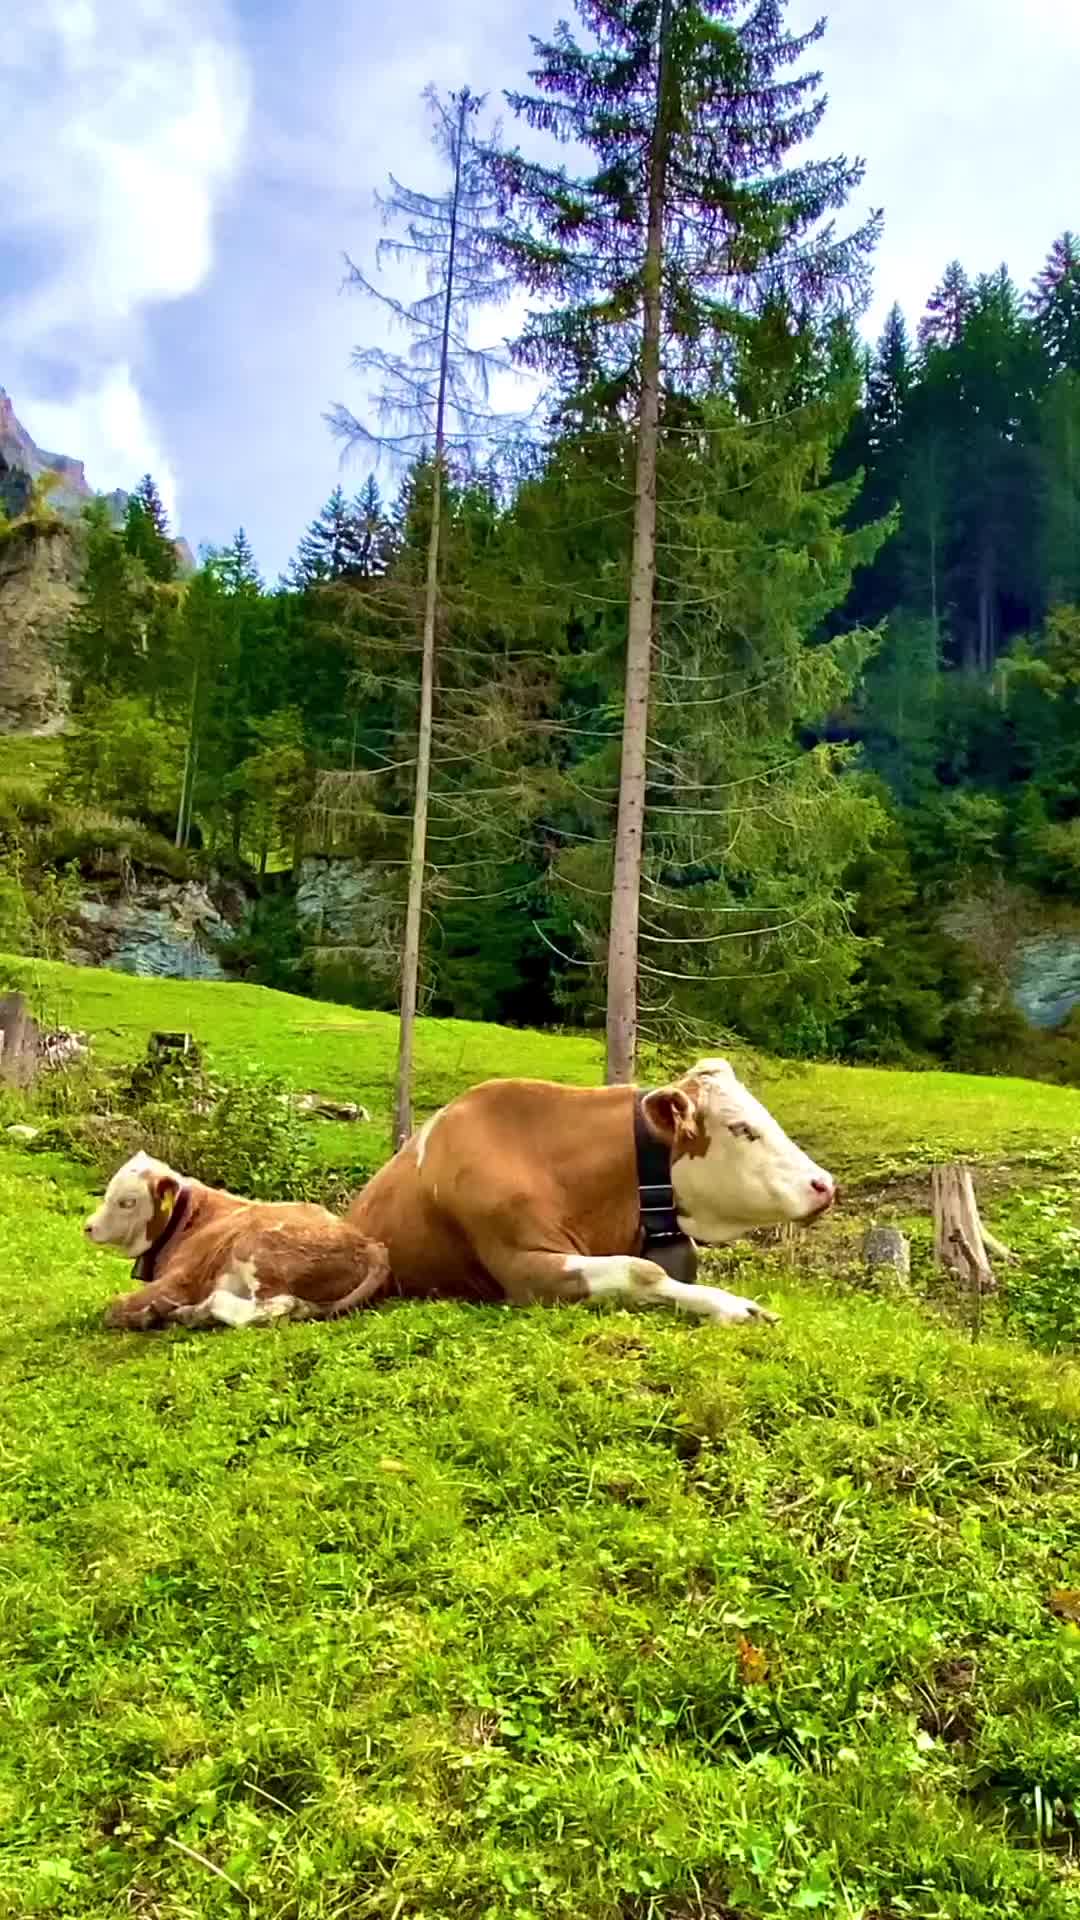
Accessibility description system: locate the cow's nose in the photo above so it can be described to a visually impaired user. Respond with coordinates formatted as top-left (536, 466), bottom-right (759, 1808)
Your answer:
top-left (810, 1176), bottom-right (832, 1196)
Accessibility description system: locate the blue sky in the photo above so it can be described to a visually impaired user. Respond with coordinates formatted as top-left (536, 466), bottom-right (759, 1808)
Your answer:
top-left (3, 0), bottom-right (1079, 580)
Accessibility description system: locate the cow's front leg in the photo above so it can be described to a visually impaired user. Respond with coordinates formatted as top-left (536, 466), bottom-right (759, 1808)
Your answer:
top-left (103, 1275), bottom-right (188, 1330)
top-left (567, 1255), bottom-right (779, 1324)
top-left (477, 1242), bottom-right (777, 1324)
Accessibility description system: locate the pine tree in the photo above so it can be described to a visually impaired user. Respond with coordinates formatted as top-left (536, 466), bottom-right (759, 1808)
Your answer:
top-left (918, 260), bottom-right (974, 354)
top-left (1031, 232), bottom-right (1080, 373)
top-left (331, 84), bottom-right (519, 1147)
top-left (123, 473), bottom-right (177, 583)
top-left (486, 0), bottom-right (881, 1081)
top-left (290, 486), bottom-right (360, 587)
top-left (350, 475), bottom-right (394, 578)
top-left (866, 305), bottom-right (913, 452)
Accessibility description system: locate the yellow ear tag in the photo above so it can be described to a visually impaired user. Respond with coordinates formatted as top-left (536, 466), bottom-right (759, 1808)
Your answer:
top-left (160, 1191), bottom-right (174, 1220)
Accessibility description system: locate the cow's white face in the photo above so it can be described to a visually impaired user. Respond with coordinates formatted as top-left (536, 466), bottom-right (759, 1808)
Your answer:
top-left (84, 1151), bottom-right (181, 1257)
top-left (643, 1057), bottom-right (835, 1246)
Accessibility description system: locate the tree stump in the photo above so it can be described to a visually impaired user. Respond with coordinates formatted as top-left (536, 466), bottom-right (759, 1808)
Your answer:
top-left (0, 993), bottom-right (40, 1089)
top-left (148, 1031), bottom-right (199, 1064)
top-left (862, 1224), bottom-right (911, 1293)
top-left (931, 1166), bottom-right (999, 1331)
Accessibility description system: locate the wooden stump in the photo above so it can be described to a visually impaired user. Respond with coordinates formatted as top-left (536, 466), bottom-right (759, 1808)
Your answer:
top-left (149, 1031), bottom-right (199, 1063)
top-left (0, 992), bottom-right (40, 1089)
top-left (931, 1166), bottom-right (1004, 1336)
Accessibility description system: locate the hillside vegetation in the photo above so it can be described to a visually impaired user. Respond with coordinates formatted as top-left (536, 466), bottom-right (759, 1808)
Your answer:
top-left (1, 962), bottom-right (1079, 1919)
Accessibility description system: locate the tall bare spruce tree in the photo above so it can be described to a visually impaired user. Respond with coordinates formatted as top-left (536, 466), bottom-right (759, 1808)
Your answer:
top-left (487, 0), bottom-right (880, 1081)
top-left (331, 85), bottom-right (516, 1147)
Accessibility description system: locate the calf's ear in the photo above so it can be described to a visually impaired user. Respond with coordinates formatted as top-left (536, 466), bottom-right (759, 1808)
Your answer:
top-left (145, 1170), bottom-right (180, 1228)
top-left (641, 1086), bottom-right (695, 1144)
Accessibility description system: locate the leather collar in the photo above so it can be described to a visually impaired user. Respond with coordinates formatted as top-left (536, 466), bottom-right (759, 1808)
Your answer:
top-left (132, 1184), bottom-right (190, 1286)
top-left (633, 1092), bottom-right (697, 1283)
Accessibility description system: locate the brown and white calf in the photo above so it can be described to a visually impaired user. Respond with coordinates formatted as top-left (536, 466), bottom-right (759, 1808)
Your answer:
top-left (85, 1151), bottom-right (391, 1330)
top-left (348, 1056), bottom-right (834, 1324)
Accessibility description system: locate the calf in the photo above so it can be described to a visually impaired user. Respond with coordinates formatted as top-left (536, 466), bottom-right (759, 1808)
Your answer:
top-left (348, 1056), bottom-right (834, 1324)
top-left (85, 1151), bottom-right (391, 1330)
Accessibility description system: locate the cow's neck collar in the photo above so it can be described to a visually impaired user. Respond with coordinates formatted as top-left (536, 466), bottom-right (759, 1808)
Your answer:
top-left (633, 1093), bottom-right (698, 1283)
top-left (132, 1183), bottom-right (191, 1286)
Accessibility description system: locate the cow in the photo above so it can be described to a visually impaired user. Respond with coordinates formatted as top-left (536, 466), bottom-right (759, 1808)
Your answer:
top-left (85, 1150), bottom-right (391, 1330)
top-left (347, 1056), bottom-right (835, 1325)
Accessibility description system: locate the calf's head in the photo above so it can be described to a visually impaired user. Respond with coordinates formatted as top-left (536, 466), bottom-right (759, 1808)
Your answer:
top-left (84, 1151), bottom-right (184, 1258)
top-left (642, 1057), bottom-right (834, 1245)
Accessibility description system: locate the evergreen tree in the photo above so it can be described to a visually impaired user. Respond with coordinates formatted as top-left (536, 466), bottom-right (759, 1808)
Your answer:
top-left (66, 499), bottom-right (157, 695)
top-left (331, 84), bottom-right (518, 1147)
top-left (350, 476), bottom-right (394, 578)
top-left (290, 486), bottom-right (364, 587)
top-left (866, 304), bottom-right (913, 454)
top-left (1037, 372), bottom-right (1080, 607)
top-left (487, 0), bottom-right (881, 1080)
top-left (918, 260), bottom-right (974, 354)
top-left (123, 474), bottom-right (177, 583)
top-left (1031, 232), bottom-right (1080, 373)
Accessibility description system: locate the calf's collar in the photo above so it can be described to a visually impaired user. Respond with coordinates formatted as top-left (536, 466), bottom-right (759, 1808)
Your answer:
top-left (133, 1183), bottom-right (191, 1286)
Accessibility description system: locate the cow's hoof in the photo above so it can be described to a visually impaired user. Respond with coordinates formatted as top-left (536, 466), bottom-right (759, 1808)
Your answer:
top-left (706, 1288), bottom-right (779, 1326)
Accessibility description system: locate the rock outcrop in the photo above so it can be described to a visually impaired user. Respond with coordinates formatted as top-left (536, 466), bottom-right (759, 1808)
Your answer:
top-left (68, 871), bottom-right (249, 981)
top-left (0, 388), bottom-right (129, 525)
top-left (295, 855), bottom-right (400, 992)
top-left (0, 519), bottom-right (80, 731)
top-left (0, 388), bottom-right (193, 735)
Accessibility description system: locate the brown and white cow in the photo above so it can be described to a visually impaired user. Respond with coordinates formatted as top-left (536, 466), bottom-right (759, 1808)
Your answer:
top-left (85, 1151), bottom-right (391, 1330)
top-left (347, 1056), bottom-right (834, 1324)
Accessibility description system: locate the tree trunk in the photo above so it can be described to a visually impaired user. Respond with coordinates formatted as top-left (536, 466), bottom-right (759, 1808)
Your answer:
top-left (931, 1164), bottom-right (997, 1332)
top-left (605, 0), bottom-right (672, 1086)
top-left (183, 736), bottom-right (200, 851)
top-left (976, 540), bottom-right (994, 674)
top-left (175, 658), bottom-right (199, 849)
top-left (392, 92), bottom-right (469, 1150)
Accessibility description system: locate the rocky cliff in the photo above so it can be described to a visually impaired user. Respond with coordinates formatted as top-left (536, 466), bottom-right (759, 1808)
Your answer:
top-left (0, 388), bottom-right (129, 527)
top-left (0, 519), bottom-right (80, 732)
top-left (0, 388), bottom-right (192, 733)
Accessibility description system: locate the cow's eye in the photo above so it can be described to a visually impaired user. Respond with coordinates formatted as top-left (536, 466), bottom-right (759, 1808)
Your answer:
top-left (118, 1197), bottom-right (136, 1210)
top-left (728, 1122), bottom-right (758, 1142)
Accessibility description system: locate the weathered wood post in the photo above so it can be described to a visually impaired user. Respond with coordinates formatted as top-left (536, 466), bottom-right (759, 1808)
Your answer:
top-left (0, 993), bottom-right (40, 1089)
top-left (930, 1164), bottom-right (1015, 1337)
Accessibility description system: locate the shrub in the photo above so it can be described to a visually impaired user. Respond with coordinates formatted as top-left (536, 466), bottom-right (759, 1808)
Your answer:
top-left (0, 850), bottom-right (82, 961)
top-left (36, 1043), bottom-right (378, 1207)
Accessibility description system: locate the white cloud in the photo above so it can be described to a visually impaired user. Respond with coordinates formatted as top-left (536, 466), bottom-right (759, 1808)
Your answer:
top-left (0, 0), bottom-right (250, 508)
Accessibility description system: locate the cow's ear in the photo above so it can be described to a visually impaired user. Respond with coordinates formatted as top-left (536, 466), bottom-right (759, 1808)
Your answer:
top-left (641, 1086), bottom-right (695, 1144)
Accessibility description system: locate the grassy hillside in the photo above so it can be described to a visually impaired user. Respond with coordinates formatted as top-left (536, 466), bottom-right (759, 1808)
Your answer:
top-left (1, 959), bottom-right (1079, 1918)
top-left (6, 952), bottom-right (1080, 1174)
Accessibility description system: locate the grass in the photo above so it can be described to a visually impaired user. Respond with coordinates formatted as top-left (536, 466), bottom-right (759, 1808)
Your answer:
top-left (0, 731), bottom-right (64, 798)
top-left (1, 957), bottom-right (1080, 1917)
top-left (6, 953), bottom-right (1080, 1174)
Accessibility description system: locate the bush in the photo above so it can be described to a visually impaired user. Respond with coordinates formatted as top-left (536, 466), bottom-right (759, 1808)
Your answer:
top-left (0, 850), bottom-right (82, 961)
top-left (35, 816), bottom-right (193, 882)
top-left (36, 1043), bottom-right (378, 1207)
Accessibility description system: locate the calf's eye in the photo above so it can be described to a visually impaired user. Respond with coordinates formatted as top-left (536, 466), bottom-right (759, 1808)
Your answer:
top-left (728, 1122), bottom-right (759, 1142)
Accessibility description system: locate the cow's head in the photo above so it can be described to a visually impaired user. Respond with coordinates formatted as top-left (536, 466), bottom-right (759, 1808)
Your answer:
top-left (84, 1150), bottom-right (183, 1258)
top-left (641, 1057), bottom-right (835, 1245)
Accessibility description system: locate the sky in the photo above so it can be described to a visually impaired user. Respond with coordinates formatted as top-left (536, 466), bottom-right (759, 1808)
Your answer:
top-left (2, 0), bottom-right (1079, 580)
